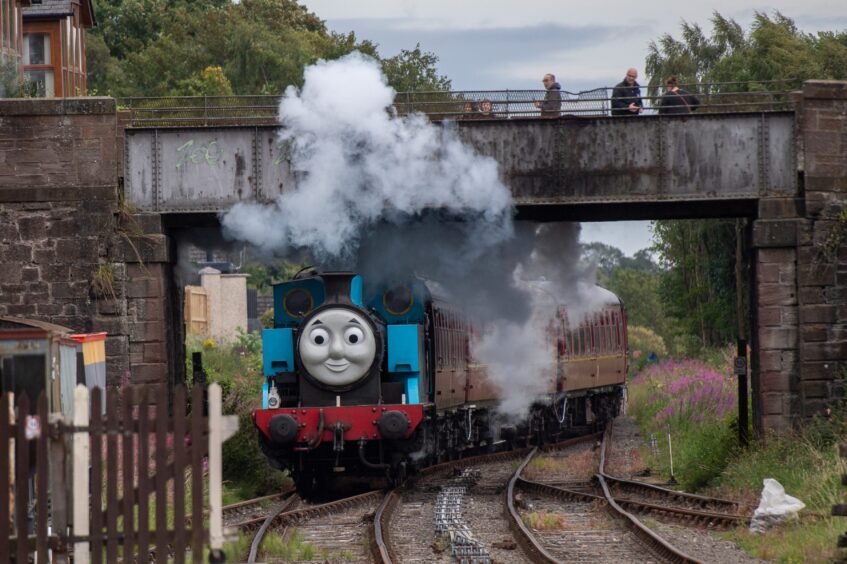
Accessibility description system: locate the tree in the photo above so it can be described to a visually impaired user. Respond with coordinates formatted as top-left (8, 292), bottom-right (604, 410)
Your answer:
top-left (173, 66), bottom-right (234, 96)
top-left (88, 0), bottom-right (449, 97)
top-left (646, 11), bottom-right (847, 96)
top-left (651, 220), bottom-right (739, 353)
top-left (381, 45), bottom-right (452, 92)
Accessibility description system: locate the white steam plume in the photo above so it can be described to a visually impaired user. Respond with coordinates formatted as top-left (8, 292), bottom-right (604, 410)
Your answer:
top-left (473, 223), bottom-right (614, 418)
top-left (221, 52), bottom-right (512, 262)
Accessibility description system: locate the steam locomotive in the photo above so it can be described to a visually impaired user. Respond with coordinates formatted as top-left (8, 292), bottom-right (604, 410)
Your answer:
top-left (254, 270), bottom-right (627, 497)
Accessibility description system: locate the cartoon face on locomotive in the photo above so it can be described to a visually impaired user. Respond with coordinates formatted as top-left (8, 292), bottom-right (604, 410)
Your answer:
top-left (254, 271), bottom-right (628, 496)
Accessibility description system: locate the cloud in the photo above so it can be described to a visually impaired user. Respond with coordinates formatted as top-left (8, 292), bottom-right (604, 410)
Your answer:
top-left (327, 18), bottom-right (642, 90)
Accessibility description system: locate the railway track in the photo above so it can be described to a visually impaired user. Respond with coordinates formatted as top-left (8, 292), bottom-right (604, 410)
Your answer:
top-left (243, 422), bottom-right (749, 562)
top-left (505, 421), bottom-right (751, 564)
top-left (221, 491), bottom-right (297, 528)
top-left (244, 489), bottom-right (385, 562)
top-left (598, 422), bottom-right (749, 530)
top-left (375, 433), bottom-right (602, 564)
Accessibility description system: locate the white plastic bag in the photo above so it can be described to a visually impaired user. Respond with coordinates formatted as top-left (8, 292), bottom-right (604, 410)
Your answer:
top-left (749, 478), bottom-right (805, 533)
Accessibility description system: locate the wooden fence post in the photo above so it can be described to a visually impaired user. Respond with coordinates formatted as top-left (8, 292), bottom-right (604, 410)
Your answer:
top-left (208, 383), bottom-right (238, 561)
top-left (50, 407), bottom-right (70, 563)
top-left (72, 385), bottom-right (90, 564)
top-left (0, 393), bottom-right (10, 561)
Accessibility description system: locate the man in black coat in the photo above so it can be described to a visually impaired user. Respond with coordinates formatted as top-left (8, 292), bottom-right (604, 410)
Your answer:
top-left (658, 75), bottom-right (701, 115)
top-left (611, 68), bottom-right (643, 116)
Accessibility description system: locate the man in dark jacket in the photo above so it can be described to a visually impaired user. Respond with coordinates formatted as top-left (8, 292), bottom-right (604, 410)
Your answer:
top-left (535, 73), bottom-right (562, 118)
top-left (658, 75), bottom-right (700, 115)
top-left (611, 68), bottom-right (643, 116)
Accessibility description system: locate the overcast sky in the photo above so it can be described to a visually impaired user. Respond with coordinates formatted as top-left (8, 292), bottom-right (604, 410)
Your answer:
top-left (303, 0), bottom-right (846, 255)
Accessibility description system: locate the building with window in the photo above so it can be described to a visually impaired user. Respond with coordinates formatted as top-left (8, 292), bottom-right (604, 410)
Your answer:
top-left (0, 1), bottom-right (31, 73)
top-left (22, 0), bottom-right (95, 97)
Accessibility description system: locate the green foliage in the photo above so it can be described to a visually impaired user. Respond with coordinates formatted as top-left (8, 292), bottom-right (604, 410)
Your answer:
top-left (646, 11), bottom-right (847, 97)
top-left (260, 308), bottom-right (274, 329)
top-left (240, 259), bottom-right (304, 294)
top-left (716, 423), bottom-right (847, 562)
top-left (628, 350), bottom-right (741, 490)
top-left (651, 219), bottom-right (741, 355)
top-left (0, 57), bottom-right (34, 98)
top-left (89, 0), bottom-right (448, 97)
top-left (606, 269), bottom-right (668, 340)
top-left (173, 66), bottom-right (234, 96)
top-left (185, 333), bottom-right (288, 496)
top-left (665, 417), bottom-right (738, 491)
top-left (627, 325), bottom-right (668, 373)
top-left (380, 44), bottom-right (452, 92)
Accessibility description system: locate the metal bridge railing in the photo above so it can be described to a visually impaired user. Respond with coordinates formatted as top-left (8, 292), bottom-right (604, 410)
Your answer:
top-left (117, 79), bottom-right (803, 127)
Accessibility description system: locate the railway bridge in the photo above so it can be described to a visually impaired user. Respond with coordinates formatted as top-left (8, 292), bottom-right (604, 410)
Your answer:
top-left (0, 81), bottom-right (845, 433)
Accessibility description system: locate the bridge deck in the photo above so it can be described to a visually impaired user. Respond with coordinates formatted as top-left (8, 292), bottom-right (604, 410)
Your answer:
top-left (124, 112), bottom-right (797, 215)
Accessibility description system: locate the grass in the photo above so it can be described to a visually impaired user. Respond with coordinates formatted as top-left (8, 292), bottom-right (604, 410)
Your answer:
top-left (524, 510), bottom-right (567, 530)
top-left (522, 451), bottom-right (597, 481)
top-left (627, 347), bottom-right (847, 563)
top-left (710, 428), bottom-right (847, 563)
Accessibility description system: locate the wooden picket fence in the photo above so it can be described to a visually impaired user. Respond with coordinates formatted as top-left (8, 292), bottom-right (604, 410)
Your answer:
top-left (1, 382), bottom-right (237, 563)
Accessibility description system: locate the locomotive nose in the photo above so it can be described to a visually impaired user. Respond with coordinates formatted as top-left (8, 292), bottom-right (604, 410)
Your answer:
top-left (377, 410), bottom-right (410, 440)
top-left (268, 414), bottom-right (299, 444)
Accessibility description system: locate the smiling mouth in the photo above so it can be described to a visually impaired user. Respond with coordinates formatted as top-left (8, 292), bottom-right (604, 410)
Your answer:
top-left (325, 360), bottom-right (350, 373)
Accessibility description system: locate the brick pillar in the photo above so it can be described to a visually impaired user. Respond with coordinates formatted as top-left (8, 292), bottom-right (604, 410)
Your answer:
top-left (111, 214), bottom-right (174, 387)
top-left (752, 240), bottom-right (800, 432)
top-left (796, 81), bottom-right (847, 417)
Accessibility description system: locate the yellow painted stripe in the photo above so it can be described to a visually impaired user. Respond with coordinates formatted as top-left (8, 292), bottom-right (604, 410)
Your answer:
top-left (82, 341), bottom-right (106, 365)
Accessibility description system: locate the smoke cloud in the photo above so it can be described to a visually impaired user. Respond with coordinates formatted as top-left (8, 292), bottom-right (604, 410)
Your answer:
top-left (222, 52), bottom-right (512, 263)
top-left (221, 53), bottom-right (612, 421)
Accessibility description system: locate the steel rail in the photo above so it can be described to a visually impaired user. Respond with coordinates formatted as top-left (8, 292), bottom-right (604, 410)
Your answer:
top-left (246, 494), bottom-right (299, 563)
top-left (186, 490), bottom-right (294, 530)
top-left (234, 489), bottom-right (383, 533)
top-left (506, 447), bottom-right (561, 563)
top-left (506, 424), bottom-right (705, 563)
top-left (517, 477), bottom-right (746, 530)
top-left (602, 474), bottom-right (742, 513)
top-left (597, 424), bottom-right (704, 564)
top-left (498, 432), bottom-right (605, 563)
top-left (599, 421), bottom-right (745, 514)
top-left (372, 490), bottom-right (399, 564)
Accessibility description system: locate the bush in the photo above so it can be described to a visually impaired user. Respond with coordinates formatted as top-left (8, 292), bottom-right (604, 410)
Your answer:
top-left (715, 424), bottom-right (847, 563)
top-left (260, 307), bottom-right (274, 329)
top-left (627, 325), bottom-right (668, 374)
top-left (628, 347), bottom-right (742, 489)
top-left (186, 331), bottom-right (289, 498)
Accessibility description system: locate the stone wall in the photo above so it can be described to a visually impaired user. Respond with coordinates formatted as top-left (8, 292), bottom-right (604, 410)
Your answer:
top-left (0, 98), bottom-right (174, 389)
top-left (796, 81), bottom-right (847, 419)
top-left (752, 81), bottom-right (847, 430)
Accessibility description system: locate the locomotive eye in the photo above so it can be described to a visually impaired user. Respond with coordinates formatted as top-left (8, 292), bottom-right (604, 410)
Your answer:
top-left (310, 327), bottom-right (329, 346)
top-left (344, 326), bottom-right (364, 345)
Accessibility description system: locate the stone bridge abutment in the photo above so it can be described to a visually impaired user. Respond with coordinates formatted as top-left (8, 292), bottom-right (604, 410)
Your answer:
top-left (751, 81), bottom-right (847, 431)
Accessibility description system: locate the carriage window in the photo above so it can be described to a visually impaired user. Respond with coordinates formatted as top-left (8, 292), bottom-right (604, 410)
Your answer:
top-left (593, 324), bottom-right (601, 354)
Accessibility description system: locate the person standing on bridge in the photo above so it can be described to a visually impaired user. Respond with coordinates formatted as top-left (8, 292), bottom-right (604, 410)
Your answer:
top-left (535, 73), bottom-right (562, 118)
top-left (658, 75), bottom-right (700, 115)
top-left (611, 68), bottom-right (643, 116)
